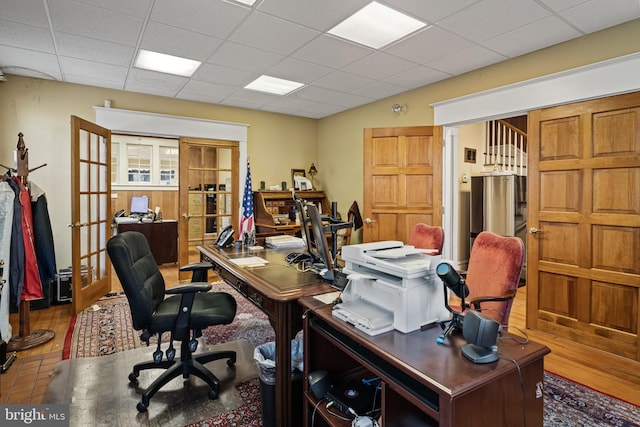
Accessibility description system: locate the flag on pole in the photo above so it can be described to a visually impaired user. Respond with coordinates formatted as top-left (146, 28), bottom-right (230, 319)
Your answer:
top-left (239, 159), bottom-right (254, 241)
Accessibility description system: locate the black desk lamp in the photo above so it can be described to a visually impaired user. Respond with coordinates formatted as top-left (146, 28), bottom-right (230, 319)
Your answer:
top-left (435, 262), bottom-right (469, 344)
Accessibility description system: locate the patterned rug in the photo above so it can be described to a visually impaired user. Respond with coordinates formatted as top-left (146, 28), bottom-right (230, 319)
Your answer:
top-left (63, 281), bottom-right (275, 359)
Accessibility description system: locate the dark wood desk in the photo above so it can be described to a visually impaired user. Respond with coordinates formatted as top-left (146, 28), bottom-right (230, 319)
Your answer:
top-left (117, 220), bottom-right (178, 264)
top-left (300, 297), bottom-right (551, 426)
top-left (197, 244), bottom-right (332, 427)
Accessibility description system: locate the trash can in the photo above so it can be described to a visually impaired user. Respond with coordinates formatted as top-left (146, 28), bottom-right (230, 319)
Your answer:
top-left (254, 339), bottom-right (304, 427)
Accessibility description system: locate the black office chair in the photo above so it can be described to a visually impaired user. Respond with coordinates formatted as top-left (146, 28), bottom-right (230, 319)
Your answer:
top-left (106, 231), bottom-right (237, 412)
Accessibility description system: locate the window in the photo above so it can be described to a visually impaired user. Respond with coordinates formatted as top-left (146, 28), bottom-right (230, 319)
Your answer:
top-left (111, 135), bottom-right (179, 187)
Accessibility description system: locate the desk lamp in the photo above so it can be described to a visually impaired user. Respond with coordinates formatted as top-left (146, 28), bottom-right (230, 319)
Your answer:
top-left (308, 163), bottom-right (317, 189)
top-left (435, 262), bottom-right (468, 344)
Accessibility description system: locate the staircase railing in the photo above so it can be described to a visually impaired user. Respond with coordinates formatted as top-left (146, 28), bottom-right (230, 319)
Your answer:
top-left (485, 119), bottom-right (527, 175)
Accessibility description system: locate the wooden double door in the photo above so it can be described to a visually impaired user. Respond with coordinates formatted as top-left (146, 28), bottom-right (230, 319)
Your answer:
top-left (527, 92), bottom-right (640, 360)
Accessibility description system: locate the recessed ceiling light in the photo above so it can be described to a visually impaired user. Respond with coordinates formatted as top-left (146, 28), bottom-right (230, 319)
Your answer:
top-left (328, 1), bottom-right (427, 49)
top-left (134, 49), bottom-right (201, 77)
top-left (245, 75), bottom-right (305, 95)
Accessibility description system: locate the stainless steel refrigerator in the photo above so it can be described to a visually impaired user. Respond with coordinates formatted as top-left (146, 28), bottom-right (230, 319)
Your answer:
top-left (470, 174), bottom-right (527, 247)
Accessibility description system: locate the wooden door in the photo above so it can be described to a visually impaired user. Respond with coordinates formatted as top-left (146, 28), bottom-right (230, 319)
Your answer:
top-left (363, 126), bottom-right (442, 243)
top-left (178, 137), bottom-right (239, 279)
top-left (527, 91), bottom-right (640, 361)
top-left (70, 116), bottom-right (112, 314)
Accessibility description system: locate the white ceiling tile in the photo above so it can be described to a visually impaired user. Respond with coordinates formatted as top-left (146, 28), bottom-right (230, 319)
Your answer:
top-left (385, 65), bottom-right (451, 89)
top-left (0, 20), bottom-right (55, 53)
top-left (484, 16), bottom-right (582, 57)
top-left (55, 33), bottom-right (134, 66)
top-left (438, 0), bottom-right (551, 42)
top-left (64, 75), bottom-right (125, 90)
top-left (72, 0), bottom-right (152, 17)
top-left (325, 92), bottom-right (375, 109)
top-left (60, 56), bottom-right (128, 83)
top-left (178, 80), bottom-right (235, 103)
top-left (0, 0), bottom-right (50, 27)
top-left (427, 45), bottom-right (507, 75)
top-left (229, 11), bottom-right (320, 56)
top-left (312, 70), bottom-right (374, 92)
top-left (140, 22), bottom-right (223, 62)
top-left (257, 0), bottom-right (369, 31)
top-left (194, 63), bottom-right (258, 86)
top-left (125, 68), bottom-right (188, 96)
top-left (48, 0), bottom-right (143, 46)
top-left (384, 0), bottom-right (481, 23)
top-left (290, 85), bottom-right (344, 103)
top-left (266, 57), bottom-right (334, 84)
top-left (537, 0), bottom-right (591, 12)
top-left (0, 45), bottom-right (62, 80)
top-left (350, 81), bottom-right (408, 99)
top-left (150, 0), bottom-right (250, 39)
top-left (207, 42), bottom-right (284, 73)
top-left (297, 103), bottom-right (346, 118)
top-left (384, 26), bottom-right (473, 65)
top-left (292, 35), bottom-right (372, 69)
top-left (559, 0), bottom-right (640, 33)
top-left (343, 52), bottom-right (416, 81)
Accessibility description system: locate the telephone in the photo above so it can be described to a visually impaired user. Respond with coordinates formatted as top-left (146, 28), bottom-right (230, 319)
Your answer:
top-left (215, 225), bottom-right (235, 247)
top-left (115, 209), bottom-right (126, 218)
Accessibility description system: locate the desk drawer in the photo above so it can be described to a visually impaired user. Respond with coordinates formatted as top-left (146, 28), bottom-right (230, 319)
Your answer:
top-left (214, 265), bottom-right (276, 319)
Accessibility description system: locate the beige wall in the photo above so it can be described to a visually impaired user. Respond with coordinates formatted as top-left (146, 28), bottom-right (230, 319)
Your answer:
top-left (1, 18), bottom-right (639, 268)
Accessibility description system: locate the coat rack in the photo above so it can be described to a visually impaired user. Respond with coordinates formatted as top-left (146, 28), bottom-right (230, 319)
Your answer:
top-left (2, 133), bottom-right (54, 351)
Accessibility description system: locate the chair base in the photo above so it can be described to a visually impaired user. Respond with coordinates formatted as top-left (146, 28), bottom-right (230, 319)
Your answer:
top-left (129, 340), bottom-right (236, 412)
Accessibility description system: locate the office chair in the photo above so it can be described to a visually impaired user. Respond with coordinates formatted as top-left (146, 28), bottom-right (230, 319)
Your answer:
top-left (106, 231), bottom-right (237, 412)
top-left (450, 231), bottom-right (524, 330)
top-left (408, 223), bottom-right (445, 255)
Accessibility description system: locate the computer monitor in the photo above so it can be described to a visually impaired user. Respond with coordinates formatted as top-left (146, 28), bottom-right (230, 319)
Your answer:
top-left (295, 199), bottom-right (317, 262)
top-left (130, 196), bottom-right (149, 215)
top-left (305, 202), bottom-right (335, 282)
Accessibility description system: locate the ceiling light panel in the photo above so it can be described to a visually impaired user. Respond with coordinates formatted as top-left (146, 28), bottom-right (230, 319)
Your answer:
top-left (245, 75), bottom-right (305, 95)
top-left (134, 49), bottom-right (201, 77)
top-left (328, 2), bottom-right (427, 49)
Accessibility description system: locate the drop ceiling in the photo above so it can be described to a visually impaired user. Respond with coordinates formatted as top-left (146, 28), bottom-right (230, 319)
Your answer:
top-left (1, 0), bottom-right (638, 119)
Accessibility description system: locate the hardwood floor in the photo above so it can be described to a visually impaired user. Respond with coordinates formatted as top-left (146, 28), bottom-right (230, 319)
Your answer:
top-left (4, 269), bottom-right (640, 407)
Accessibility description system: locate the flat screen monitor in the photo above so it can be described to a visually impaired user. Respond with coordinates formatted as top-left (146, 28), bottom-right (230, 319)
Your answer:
top-left (305, 202), bottom-right (335, 282)
top-left (130, 196), bottom-right (149, 215)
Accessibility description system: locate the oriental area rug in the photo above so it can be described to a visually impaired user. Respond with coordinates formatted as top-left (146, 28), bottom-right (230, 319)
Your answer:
top-left (56, 282), bottom-right (639, 427)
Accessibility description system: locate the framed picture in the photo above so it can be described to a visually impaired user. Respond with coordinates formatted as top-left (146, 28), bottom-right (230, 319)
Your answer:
top-left (291, 169), bottom-right (306, 189)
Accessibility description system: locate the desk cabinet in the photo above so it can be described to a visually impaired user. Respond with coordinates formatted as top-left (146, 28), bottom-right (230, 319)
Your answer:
top-left (116, 221), bottom-right (178, 264)
top-left (300, 298), bottom-right (549, 427)
top-left (253, 190), bottom-right (330, 236)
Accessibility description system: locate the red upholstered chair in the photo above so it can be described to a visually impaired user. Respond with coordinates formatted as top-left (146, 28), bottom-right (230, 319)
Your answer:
top-left (461, 231), bottom-right (524, 329)
top-left (408, 223), bottom-right (445, 255)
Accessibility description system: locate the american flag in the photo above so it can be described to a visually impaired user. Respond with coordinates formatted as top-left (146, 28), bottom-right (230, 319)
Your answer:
top-left (239, 159), bottom-right (254, 240)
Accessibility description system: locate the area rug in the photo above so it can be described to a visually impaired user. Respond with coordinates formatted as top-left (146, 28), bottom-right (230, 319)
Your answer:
top-left (63, 281), bottom-right (275, 359)
top-left (543, 371), bottom-right (639, 426)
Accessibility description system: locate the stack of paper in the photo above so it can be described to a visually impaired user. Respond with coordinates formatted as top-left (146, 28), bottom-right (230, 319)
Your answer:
top-left (265, 235), bottom-right (305, 248)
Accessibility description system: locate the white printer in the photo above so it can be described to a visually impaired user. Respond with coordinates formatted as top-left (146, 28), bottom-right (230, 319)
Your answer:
top-left (333, 241), bottom-right (449, 336)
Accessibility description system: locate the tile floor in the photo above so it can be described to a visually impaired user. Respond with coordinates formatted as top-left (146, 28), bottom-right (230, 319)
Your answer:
top-left (1, 350), bottom-right (62, 404)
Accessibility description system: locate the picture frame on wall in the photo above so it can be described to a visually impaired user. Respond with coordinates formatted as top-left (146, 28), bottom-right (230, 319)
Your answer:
top-left (291, 169), bottom-right (306, 189)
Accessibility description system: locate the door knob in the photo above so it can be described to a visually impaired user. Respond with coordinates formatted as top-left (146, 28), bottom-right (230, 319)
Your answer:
top-left (364, 217), bottom-right (376, 225)
top-left (528, 227), bottom-right (542, 234)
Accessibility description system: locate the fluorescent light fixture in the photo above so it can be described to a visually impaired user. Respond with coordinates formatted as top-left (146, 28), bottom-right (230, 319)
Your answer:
top-left (328, 1), bottom-right (427, 49)
top-left (245, 75), bottom-right (305, 95)
top-left (134, 49), bottom-right (201, 77)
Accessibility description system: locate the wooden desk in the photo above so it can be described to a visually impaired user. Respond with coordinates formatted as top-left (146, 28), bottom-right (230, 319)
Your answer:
top-left (117, 220), bottom-right (178, 264)
top-left (197, 244), bottom-right (333, 427)
top-left (300, 297), bottom-right (551, 426)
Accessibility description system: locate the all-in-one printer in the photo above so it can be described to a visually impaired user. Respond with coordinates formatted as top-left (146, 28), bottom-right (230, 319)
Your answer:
top-left (333, 241), bottom-right (449, 336)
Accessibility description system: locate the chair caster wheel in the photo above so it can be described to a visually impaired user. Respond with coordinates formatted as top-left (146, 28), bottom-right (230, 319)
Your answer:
top-left (136, 401), bottom-right (148, 412)
top-left (129, 372), bottom-right (139, 383)
top-left (208, 390), bottom-right (218, 400)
